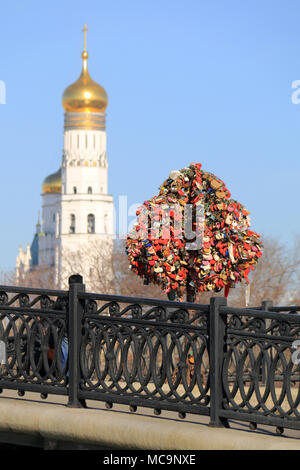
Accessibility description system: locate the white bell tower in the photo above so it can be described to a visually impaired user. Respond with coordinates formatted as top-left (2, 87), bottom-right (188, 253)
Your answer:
top-left (56, 25), bottom-right (114, 289)
top-left (17, 26), bottom-right (115, 290)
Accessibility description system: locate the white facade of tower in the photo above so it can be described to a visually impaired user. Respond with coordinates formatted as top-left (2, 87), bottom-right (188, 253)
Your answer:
top-left (36, 116), bottom-right (115, 290)
top-left (56, 117), bottom-right (114, 289)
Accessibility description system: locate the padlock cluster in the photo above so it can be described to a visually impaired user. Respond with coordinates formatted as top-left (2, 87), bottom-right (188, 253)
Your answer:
top-left (126, 163), bottom-right (262, 298)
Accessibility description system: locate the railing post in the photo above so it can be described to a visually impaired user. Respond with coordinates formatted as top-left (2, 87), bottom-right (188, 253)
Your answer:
top-left (67, 274), bottom-right (86, 408)
top-left (261, 300), bottom-right (273, 313)
top-left (261, 300), bottom-right (273, 385)
top-left (208, 296), bottom-right (229, 428)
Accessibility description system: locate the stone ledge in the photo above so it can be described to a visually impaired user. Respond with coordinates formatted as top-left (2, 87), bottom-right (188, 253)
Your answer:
top-left (0, 396), bottom-right (300, 450)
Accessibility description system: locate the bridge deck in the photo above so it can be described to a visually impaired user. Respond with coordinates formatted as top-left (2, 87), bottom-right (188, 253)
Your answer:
top-left (0, 390), bottom-right (300, 450)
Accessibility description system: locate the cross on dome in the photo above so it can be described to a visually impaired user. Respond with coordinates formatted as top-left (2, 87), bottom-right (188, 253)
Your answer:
top-left (61, 25), bottom-right (108, 114)
top-left (82, 24), bottom-right (88, 52)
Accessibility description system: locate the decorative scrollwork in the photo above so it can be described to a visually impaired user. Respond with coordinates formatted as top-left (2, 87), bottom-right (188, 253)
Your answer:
top-left (83, 295), bottom-right (208, 326)
top-left (19, 294), bottom-right (30, 307)
top-left (250, 318), bottom-right (266, 333)
top-left (168, 309), bottom-right (189, 324)
top-left (143, 306), bottom-right (167, 322)
top-left (0, 312), bottom-right (67, 387)
top-left (109, 302), bottom-right (120, 317)
top-left (223, 311), bottom-right (300, 426)
top-left (0, 290), bottom-right (68, 313)
top-left (277, 320), bottom-right (291, 336)
top-left (86, 299), bottom-right (98, 314)
top-left (0, 288), bottom-right (68, 390)
top-left (228, 315), bottom-right (243, 329)
top-left (130, 304), bottom-right (142, 319)
top-left (0, 292), bottom-right (8, 306)
top-left (79, 317), bottom-right (210, 411)
top-left (53, 295), bottom-right (68, 312)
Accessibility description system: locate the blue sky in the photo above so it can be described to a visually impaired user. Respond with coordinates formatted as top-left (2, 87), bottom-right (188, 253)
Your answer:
top-left (0, 0), bottom-right (300, 271)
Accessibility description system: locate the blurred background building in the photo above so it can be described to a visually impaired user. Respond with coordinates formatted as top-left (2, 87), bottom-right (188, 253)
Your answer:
top-left (16, 26), bottom-right (114, 289)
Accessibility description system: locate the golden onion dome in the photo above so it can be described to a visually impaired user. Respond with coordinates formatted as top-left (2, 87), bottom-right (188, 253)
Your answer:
top-left (42, 169), bottom-right (62, 194)
top-left (62, 49), bottom-right (108, 113)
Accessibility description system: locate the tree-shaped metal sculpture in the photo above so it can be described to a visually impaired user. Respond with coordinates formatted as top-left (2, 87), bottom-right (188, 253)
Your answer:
top-left (126, 163), bottom-right (262, 301)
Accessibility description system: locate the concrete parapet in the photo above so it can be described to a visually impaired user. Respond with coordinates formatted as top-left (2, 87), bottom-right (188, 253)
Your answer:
top-left (0, 393), bottom-right (299, 450)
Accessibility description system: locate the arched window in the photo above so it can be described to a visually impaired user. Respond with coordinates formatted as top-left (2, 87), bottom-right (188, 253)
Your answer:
top-left (88, 186), bottom-right (92, 194)
top-left (70, 214), bottom-right (76, 234)
top-left (73, 186), bottom-right (77, 194)
top-left (87, 214), bottom-right (95, 234)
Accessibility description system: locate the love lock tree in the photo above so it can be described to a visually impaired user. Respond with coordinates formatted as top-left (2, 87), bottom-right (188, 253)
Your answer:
top-left (126, 162), bottom-right (263, 302)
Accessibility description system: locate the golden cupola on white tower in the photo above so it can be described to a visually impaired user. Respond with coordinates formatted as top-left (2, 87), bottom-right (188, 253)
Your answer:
top-left (36, 25), bottom-right (114, 290)
top-left (62, 51), bottom-right (108, 113)
top-left (62, 24), bottom-right (108, 131)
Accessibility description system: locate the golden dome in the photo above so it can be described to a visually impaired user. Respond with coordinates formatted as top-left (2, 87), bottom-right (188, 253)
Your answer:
top-left (42, 169), bottom-right (62, 194)
top-left (62, 50), bottom-right (108, 113)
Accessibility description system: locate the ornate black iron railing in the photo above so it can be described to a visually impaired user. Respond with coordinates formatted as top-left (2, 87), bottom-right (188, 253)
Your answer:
top-left (0, 286), bottom-right (69, 396)
top-left (219, 305), bottom-right (300, 431)
top-left (77, 291), bottom-right (210, 416)
top-left (0, 275), bottom-right (299, 435)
